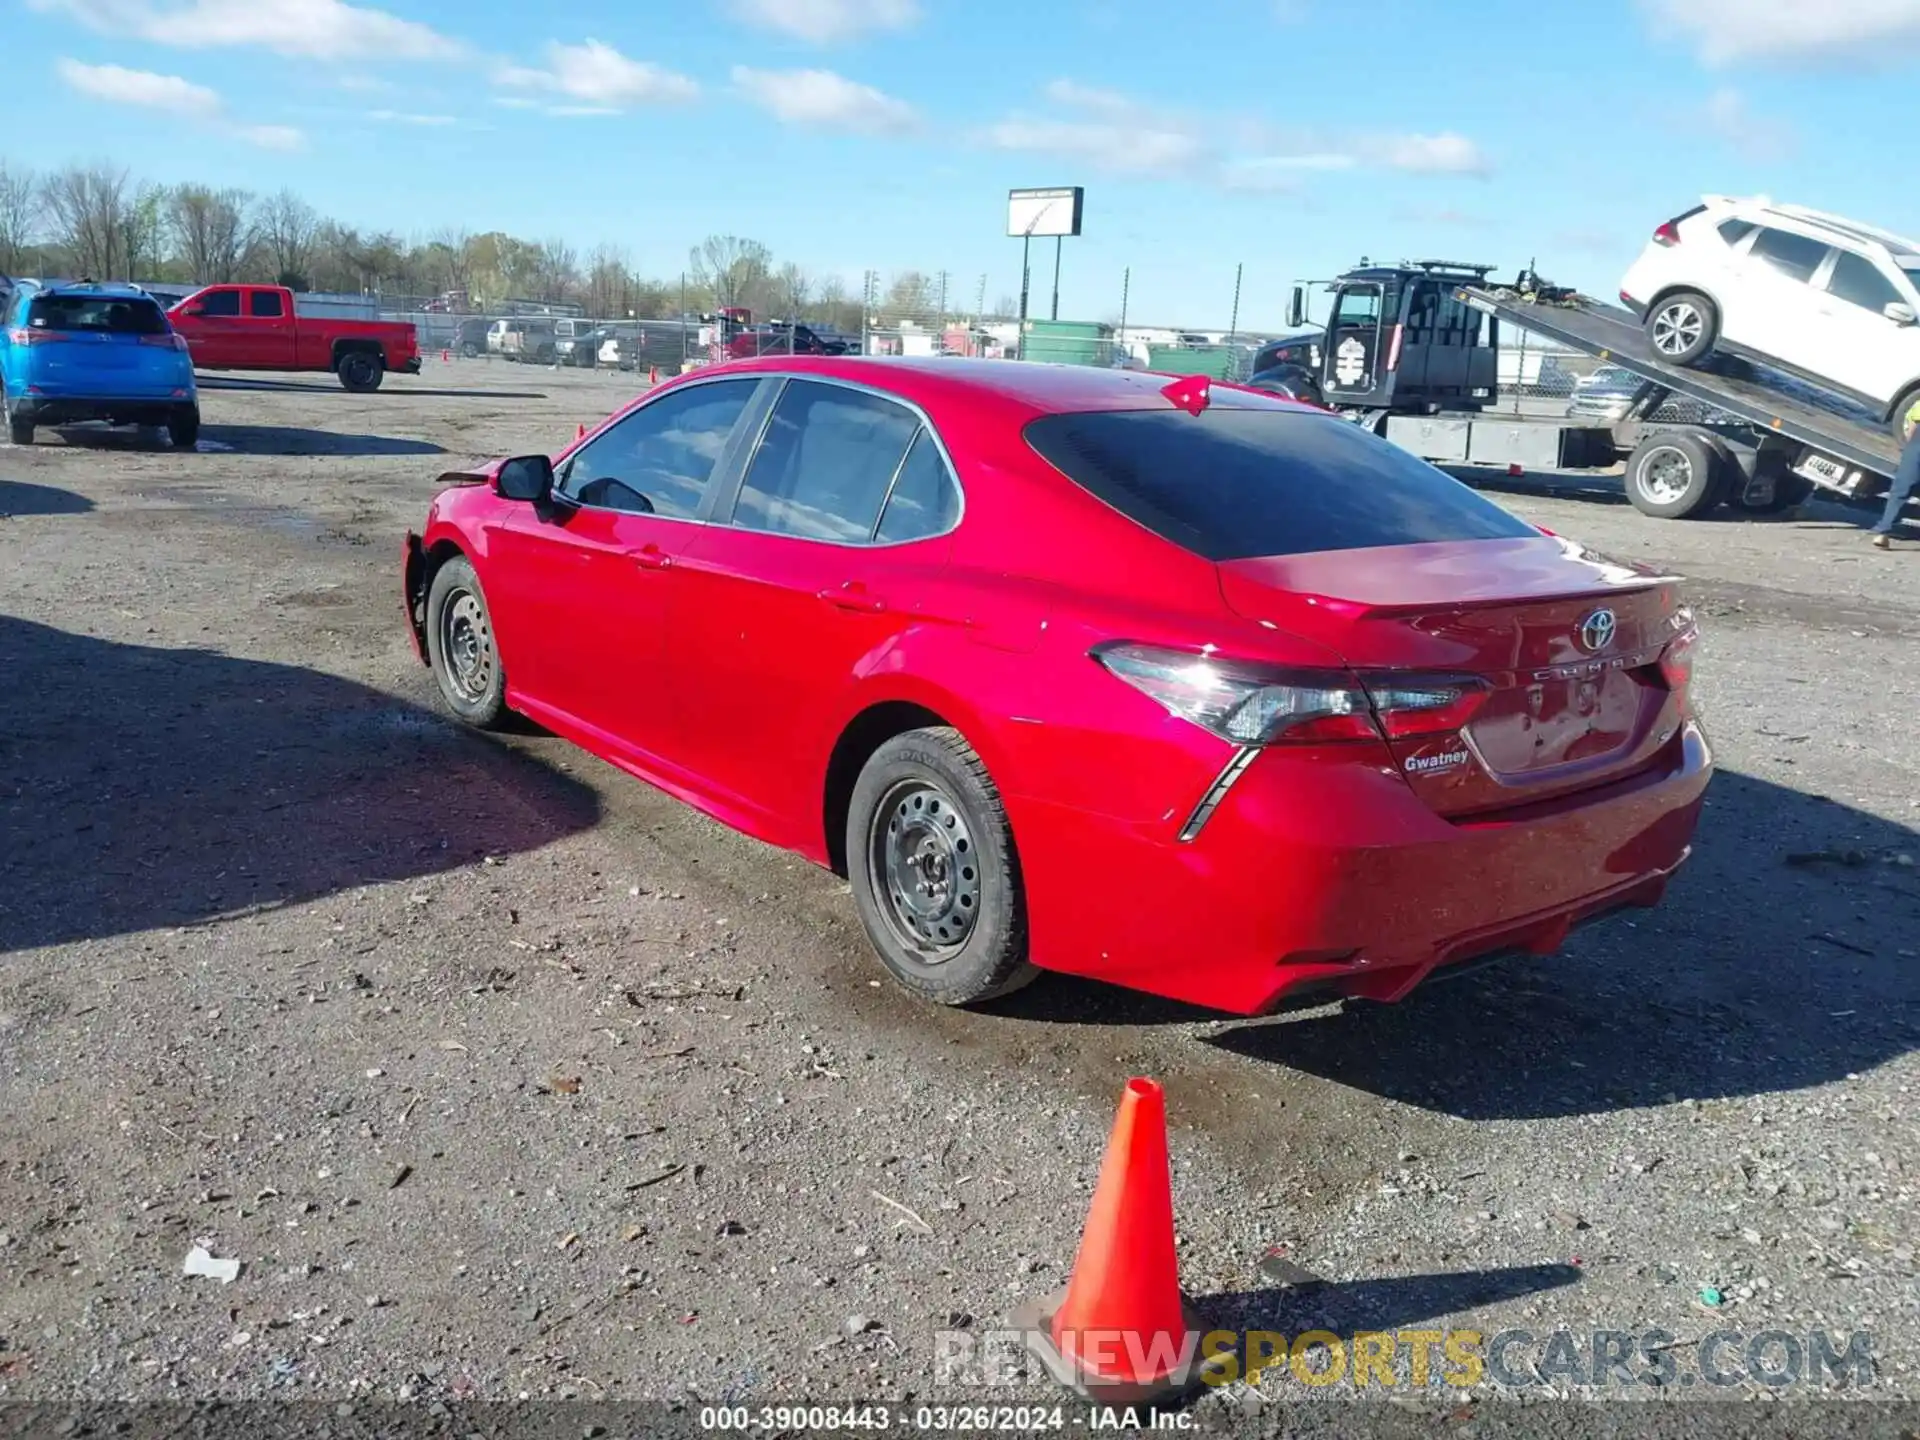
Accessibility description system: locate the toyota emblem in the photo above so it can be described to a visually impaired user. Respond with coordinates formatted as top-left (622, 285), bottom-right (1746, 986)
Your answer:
top-left (1579, 608), bottom-right (1617, 652)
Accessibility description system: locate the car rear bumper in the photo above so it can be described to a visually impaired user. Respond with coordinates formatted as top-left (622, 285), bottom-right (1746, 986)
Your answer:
top-left (398, 356), bottom-right (422, 375)
top-left (1010, 721), bottom-right (1712, 1016)
top-left (10, 395), bottom-right (196, 425)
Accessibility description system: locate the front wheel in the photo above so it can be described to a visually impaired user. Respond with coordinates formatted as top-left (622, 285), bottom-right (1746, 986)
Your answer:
top-left (424, 556), bottom-right (509, 728)
top-left (337, 351), bottom-right (385, 392)
top-left (1646, 291), bottom-right (1718, 367)
top-left (846, 727), bottom-right (1038, 1007)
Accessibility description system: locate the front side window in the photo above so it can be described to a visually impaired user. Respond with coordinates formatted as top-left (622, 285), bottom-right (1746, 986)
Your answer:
top-left (1825, 252), bottom-right (1903, 313)
top-left (197, 289), bottom-right (242, 317)
top-left (560, 379), bottom-right (757, 518)
top-left (1330, 286), bottom-right (1381, 329)
top-left (732, 380), bottom-right (921, 542)
top-left (1748, 228), bottom-right (1831, 285)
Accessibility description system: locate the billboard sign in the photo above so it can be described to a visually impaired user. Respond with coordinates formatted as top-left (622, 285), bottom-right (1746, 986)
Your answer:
top-left (1007, 187), bottom-right (1084, 238)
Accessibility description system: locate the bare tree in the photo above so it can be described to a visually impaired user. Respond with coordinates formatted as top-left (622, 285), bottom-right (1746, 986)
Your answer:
top-left (255, 189), bottom-right (318, 288)
top-left (775, 261), bottom-right (811, 320)
top-left (0, 161), bottom-right (41, 274)
top-left (690, 235), bottom-right (771, 312)
top-left (124, 183), bottom-right (169, 281)
top-left (586, 245), bottom-right (629, 318)
top-left (533, 239), bottom-right (579, 304)
top-left (884, 269), bottom-right (934, 325)
top-left (42, 165), bottom-right (135, 278)
top-left (168, 185), bottom-right (251, 284)
top-left (427, 226), bottom-right (474, 296)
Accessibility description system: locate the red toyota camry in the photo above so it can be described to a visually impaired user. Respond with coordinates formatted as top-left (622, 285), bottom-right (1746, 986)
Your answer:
top-left (403, 357), bottom-right (1710, 1016)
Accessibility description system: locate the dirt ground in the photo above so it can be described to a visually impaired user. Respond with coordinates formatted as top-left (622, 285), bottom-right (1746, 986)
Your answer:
top-left (1, 361), bottom-right (1916, 1427)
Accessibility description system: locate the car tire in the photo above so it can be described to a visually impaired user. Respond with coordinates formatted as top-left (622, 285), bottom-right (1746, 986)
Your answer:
top-left (1890, 383), bottom-right (1920, 441)
top-left (1645, 291), bottom-right (1718, 367)
top-left (1625, 430), bottom-right (1727, 519)
top-left (846, 727), bottom-right (1039, 1007)
top-left (424, 556), bottom-right (509, 729)
top-left (5, 393), bottom-right (31, 447)
top-left (460, 342), bottom-right (480, 359)
top-left (167, 408), bottom-right (200, 450)
top-left (337, 351), bottom-right (385, 393)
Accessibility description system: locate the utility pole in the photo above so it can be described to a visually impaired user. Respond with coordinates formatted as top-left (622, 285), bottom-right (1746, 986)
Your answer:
top-left (1051, 237), bottom-right (1062, 321)
top-left (1118, 266), bottom-right (1130, 346)
top-left (1227, 262), bottom-right (1243, 343)
top-left (974, 272), bottom-right (986, 328)
top-left (1017, 239), bottom-right (1031, 360)
top-left (937, 270), bottom-right (949, 331)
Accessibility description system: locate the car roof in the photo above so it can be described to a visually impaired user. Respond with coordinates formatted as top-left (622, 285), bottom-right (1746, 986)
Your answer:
top-left (1709, 195), bottom-right (1920, 257)
top-left (34, 281), bottom-right (159, 299)
top-left (672, 354), bottom-right (1306, 418)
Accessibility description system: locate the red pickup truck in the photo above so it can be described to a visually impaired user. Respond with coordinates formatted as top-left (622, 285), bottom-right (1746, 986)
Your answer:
top-left (166, 284), bottom-right (421, 392)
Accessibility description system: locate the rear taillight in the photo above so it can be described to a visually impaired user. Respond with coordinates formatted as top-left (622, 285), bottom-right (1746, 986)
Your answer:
top-left (1659, 628), bottom-right (1696, 692)
top-left (1093, 642), bottom-right (1375, 745)
top-left (1652, 221), bottom-right (1682, 247)
top-left (1361, 675), bottom-right (1491, 740)
top-left (8, 327), bottom-right (59, 345)
top-left (1093, 644), bottom-right (1491, 748)
top-left (139, 333), bottom-right (190, 351)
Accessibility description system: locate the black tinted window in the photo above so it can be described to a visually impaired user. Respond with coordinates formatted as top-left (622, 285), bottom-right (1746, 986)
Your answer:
top-left (733, 380), bottom-right (920, 542)
top-left (250, 290), bottom-right (284, 318)
top-left (1749, 228), bottom-right (1829, 284)
top-left (875, 430), bottom-right (961, 544)
top-left (1717, 218), bottom-right (1756, 248)
top-left (26, 294), bottom-right (168, 335)
top-left (1826, 252), bottom-right (1902, 313)
top-left (562, 379), bottom-right (756, 518)
top-left (198, 290), bottom-right (241, 317)
top-left (1330, 286), bottom-right (1380, 327)
top-left (1025, 405), bottom-right (1536, 561)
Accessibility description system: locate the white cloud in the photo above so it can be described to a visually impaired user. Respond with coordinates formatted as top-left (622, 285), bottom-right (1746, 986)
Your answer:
top-left (728, 0), bottom-right (920, 44)
top-left (1640, 0), bottom-right (1920, 64)
top-left (367, 108), bottom-right (457, 126)
top-left (496, 39), bottom-right (698, 109)
top-left (1694, 87), bottom-right (1797, 160)
top-left (55, 57), bottom-right (221, 116)
top-left (730, 66), bottom-right (916, 133)
top-left (56, 57), bottom-right (303, 147)
top-left (984, 82), bottom-right (1491, 186)
top-left (28, 0), bottom-right (462, 60)
top-left (1360, 131), bottom-right (1488, 175)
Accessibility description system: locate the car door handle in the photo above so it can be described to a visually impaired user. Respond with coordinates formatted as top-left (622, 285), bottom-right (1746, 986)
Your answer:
top-left (818, 583), bottom-right (886, 613)
top-left (628, 544), bottom-right (672, 571)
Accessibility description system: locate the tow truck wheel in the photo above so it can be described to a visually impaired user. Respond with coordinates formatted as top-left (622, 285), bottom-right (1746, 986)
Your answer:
top-left (1646, 291), bottom-right (1717, 367)
top-left (1626, 430), bottom-right (1726, 519)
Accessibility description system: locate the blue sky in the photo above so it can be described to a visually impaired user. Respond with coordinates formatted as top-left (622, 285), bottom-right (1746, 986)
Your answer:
top-left (11, 0), bottom-right (1920, 327)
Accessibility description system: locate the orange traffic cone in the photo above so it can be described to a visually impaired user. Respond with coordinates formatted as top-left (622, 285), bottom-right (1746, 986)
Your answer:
top-left (1014, 1078), bottom-right (1215, 1404)
top-left (441, 347), bottom-right (450, 363)
top-left (648, 365), bottom-right (658, 385)
top-left (575, 422), bottom-right (587, 441)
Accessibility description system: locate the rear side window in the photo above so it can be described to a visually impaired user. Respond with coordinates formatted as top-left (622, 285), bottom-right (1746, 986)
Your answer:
top-left (1748, 228), bottom-right (1830, 284)
top-left (25, 294), bottom-right (168, 335)
top-left (733, 379), bottom-right (921, 542)
top-left (1717, 218), bottom-right (1757, 248)
top-left (874, 430), bottom-right (962, 544)
top-left (1025, 406), bottom-right (1537, 561)
top-left (250, 290), bottom-right (284, 318)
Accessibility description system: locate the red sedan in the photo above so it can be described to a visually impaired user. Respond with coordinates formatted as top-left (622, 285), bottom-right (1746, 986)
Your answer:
top-left (403, 358), bottom-right (1711, 1016)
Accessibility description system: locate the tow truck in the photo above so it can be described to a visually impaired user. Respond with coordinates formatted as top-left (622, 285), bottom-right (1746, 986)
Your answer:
top-left (1262, 259), bottom-right (1904, 520)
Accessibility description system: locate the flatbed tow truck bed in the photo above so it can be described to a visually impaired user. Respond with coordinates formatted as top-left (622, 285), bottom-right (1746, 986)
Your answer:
top-left (1455, 286), bottom-right (1901, 477)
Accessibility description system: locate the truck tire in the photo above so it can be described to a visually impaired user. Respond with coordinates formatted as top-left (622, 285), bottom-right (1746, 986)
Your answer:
top-left (337, 350), bottom-right (385, 393)
top-left (1645, 291), bottom-right (1718, 367)
top-left (1626, 430), bottom-right (1727, 519)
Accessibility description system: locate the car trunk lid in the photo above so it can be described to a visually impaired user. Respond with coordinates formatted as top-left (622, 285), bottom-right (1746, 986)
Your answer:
top-left (1218, 535), bottom-right (1693, 815)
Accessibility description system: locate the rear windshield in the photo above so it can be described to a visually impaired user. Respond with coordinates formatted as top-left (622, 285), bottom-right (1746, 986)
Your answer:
top-left (1025, 406), bottom-right (1537, 561)
top-left (26, 293), bottom-right (169, 336)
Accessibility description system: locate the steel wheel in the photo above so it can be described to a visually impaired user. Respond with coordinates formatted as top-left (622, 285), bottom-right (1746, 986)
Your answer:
top-left (438, 588), bottom-right (495, 704)
top-left (1637, 444), bottom-right (1695, 506)
top-left (1650, 301), bottom-right (1704, 359)
top-left (867, 779), bottom-right (982, 959)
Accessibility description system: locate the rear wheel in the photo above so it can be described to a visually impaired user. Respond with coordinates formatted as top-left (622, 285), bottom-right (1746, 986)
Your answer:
top-left (5, 395), bottom-right (31, 447)
top-left (337, 350), bottom-right (384, 392)
top-left (1645, 291), bottom-right (1718, 367)
top-left (167, 407), bottom-right (200, 450)
top-left (424, 556), bottom-right (508, 728)
top-left (846, 727), bottom-right (1038, 1007)
top-left (1891, 383), bottom-right (1920, 441)
top-left (1625, 430), bottom-right (1727, 518)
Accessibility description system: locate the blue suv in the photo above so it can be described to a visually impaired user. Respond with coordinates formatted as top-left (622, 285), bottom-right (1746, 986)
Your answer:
top-left (1, 280), bottom-right (200, 448)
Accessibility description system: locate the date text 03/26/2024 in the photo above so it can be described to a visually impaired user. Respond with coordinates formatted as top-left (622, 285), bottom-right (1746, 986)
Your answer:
top-left (698, 1405), bottom-right (1192, 1431)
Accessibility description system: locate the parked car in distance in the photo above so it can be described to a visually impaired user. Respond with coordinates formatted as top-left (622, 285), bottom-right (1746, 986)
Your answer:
top-left (489, 318), bottom-right (557, 364)
top-left (1566, 364), bottom-right (1729, 426)
top-left (453, 317), bottom-right (490, 358)
top-left (725, 323), bottom-right (837, 360)
top-left (167, 283), bottom-right (420, 392)
top-left (1620, 195), bottom-right (1920, 433)
top-left (552, 318), bottom-right (601, 367)
top-left (403, 357), bottom-right (1710, 1016)
top-left (596, 326), bottom-right (644, 371)
top-left (2, 280), bottom-right (199, 448)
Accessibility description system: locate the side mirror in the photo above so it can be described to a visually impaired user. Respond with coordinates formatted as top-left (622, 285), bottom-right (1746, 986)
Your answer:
top-left (181, 303), bottom-right (204, 317)
top-left (1884, 302), bottom-right (1916, 326)
top-left (495, 454), bottom-right (554, 503)
top-left (1286, 285), bottom-right (1307, 330)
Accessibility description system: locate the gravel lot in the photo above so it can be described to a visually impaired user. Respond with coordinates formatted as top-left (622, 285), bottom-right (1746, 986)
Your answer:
top-left (0, 362), bottom-right (1916, 1427)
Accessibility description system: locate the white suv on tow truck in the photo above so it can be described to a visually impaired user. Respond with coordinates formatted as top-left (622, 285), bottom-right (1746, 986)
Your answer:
top-left (1619, 196), bottom-right (1920, 434)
